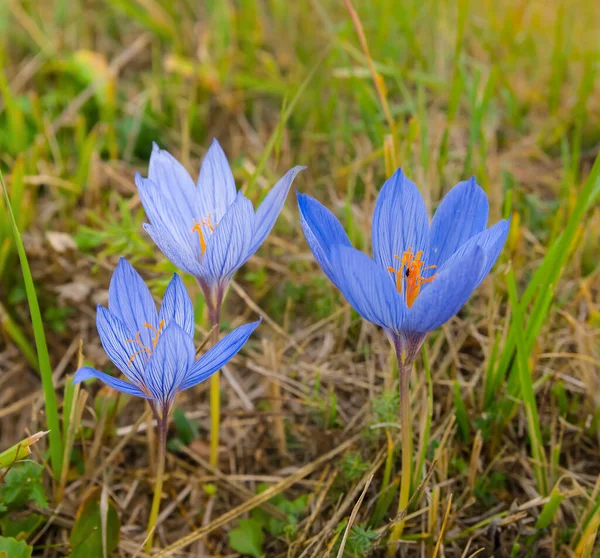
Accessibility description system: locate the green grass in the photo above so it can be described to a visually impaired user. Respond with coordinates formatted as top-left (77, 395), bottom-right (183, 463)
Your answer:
top-left (1, 170), bottom-right (63, 482)
top-left (0, 0), bottom-right (599, 555)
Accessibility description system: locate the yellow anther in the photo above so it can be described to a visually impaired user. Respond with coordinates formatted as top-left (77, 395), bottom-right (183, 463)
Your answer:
top-left (191, 214), bottom-right (216, 255)
top-left (388, 248), bottom-right (437, 308)
top-left (125, 320), bottom-right (166, 365)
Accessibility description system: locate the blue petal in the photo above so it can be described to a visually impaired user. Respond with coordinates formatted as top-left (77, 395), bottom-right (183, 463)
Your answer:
top-left (204, 191), bottom-right (255, 284)
top-left (148, 142), bottom-right (197, 224)
top-left (180, 319), bottom-right (261, 391)
top-left (158, 273), bottom-right (195, 337)
top-left (136, 173), bottom-right (202, 265)
top-left (330, 245), bottom-right (405, 331)
top-left (405, 245), bottom-right (486, 333)
top-left (297, 192), bottom-right (352, 285)
top-left (143, 223), bottom-right (205, 278)
top-left (247, 166), bottom-right (305, 256)
top-left (74, 366), bottom-right (151, 398)
top-left (429, 177), bottom-right (489, 267)
top-left (441, 219), bottom-right (510, 287)
top-left (96, 305), bottom-right (147, 387)
top-left (144, 323), bottom-right (196, 407)
top-left (372, 169), bottom-right (430, 273)
top-left (108, 259), bottom-right (158, 350)
top-left (196, 139), bottom-right (237, 224)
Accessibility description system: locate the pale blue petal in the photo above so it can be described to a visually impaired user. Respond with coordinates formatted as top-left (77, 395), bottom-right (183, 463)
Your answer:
top-left (144, 323), bottom-right (195, 408)
top-left (143, 223), bottom-right (205, 279)
top-left (96, 306), bottom-right (147, 387)
top-left (372, 169), bottom-right (430, 273)
top-left (158, 273), bottom-right (194, 337)
top-left (196, 139), bottom-right (237, 224)
top-left (180, 319), bottom-right (261, 391)
top-left (108, 258), bottom-right (158, 349)
top-left (297, 192), bottom-right (352, 285)
top-left (136, 173), bottom-right (201, 262)
top-left (441, 219), bottom-right (510, 287)
top-left (148, 142), bottom-right (197, 223)
top-left (429, 177), bottom-right (489, 267)
top-left (74, 366), bottom-right (151, 398)
top-left (204, 191), bottom-right (255, 284)
top-left (330, 245), bottom-right (405, 331)
top-left (247, 166), bottom-right (305, 256)
top-left (405, 245), bottom-right (486, 333)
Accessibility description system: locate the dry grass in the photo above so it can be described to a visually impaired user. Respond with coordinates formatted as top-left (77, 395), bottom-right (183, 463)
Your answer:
top-left (1, 0), bottom-right (599, 556)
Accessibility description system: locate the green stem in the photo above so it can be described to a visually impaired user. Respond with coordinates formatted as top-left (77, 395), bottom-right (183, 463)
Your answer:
top-left (387, 355), bottom-right (412, 555)
top-left (145, 414), bottom-right (167, 553)
top-left (208, 306), bottom-right (221, 467)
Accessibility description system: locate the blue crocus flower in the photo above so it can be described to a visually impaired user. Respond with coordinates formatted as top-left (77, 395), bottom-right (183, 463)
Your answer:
top-left (74, 259), bottom-right (260, 418)
top-left (135, 139), bottom-right (304, 315)
top-left (298, 169), bottom-right (509, 362)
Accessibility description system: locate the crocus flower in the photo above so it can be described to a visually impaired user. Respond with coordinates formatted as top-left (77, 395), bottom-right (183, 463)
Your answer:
top-left (74, 258), bottom-right (260, 418)
top-left (298, 169), bottom-right (509, 364)
top-left (134, 139), bottom-right (304, 317)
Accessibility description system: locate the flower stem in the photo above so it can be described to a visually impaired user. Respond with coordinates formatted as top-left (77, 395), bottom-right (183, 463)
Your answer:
top-left (387, 355), bottom-right (412, 555)
top-left (145, 414), bottom-right (167, 552)
top-left (208, 307), bottom-right (221, 467)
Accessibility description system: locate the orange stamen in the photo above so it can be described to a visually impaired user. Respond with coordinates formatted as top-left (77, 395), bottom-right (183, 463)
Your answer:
top-left (191, 214), bottom-right (215, 255)
top-left (388, 248), bottom-right (437, 308)
top-left (125, 320), bottom-right (166, 365)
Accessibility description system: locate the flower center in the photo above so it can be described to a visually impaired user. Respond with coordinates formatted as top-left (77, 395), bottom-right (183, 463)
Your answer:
top-left (126, 320), bottom-right (165, 365)
top-left (190, 214), bottom-right (216, 255)
top-left (387, 248), bottom-right (437, 308)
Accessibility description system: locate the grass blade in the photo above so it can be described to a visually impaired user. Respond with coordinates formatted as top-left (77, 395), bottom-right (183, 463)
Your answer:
top-left (0, 431), bottom-right (48, 468)
top-left (0, 168), bottom-right (63, 481)
top-left (506, 268), bottom-right (547, 494)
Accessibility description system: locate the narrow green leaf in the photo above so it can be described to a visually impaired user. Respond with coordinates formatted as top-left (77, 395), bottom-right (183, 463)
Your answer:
top-left (535, 488), bottom-right (564, 530)
top-left (0, 169), bottom-right (63, 480)
top-left (0, 432), bottom-right (48, 469)
top-left (506, 268), bottom-right (547, 494)
top-left (453, 380), bottom-right (470, 442)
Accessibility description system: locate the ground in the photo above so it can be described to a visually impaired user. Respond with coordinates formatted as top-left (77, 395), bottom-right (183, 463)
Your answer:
top-left (0, 0), bottom-right (599, 556)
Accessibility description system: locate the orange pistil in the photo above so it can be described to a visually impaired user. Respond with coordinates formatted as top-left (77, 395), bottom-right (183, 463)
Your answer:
top-left (387, 248), bottom-right (437, 308)
top-left (126, 319), bottom-right (165, 365)
top-left (191, 214), bottom-right (215, 255)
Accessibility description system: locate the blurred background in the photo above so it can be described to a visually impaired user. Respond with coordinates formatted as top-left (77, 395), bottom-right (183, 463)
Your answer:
top-left (0, 0), bottom-right (599, 556)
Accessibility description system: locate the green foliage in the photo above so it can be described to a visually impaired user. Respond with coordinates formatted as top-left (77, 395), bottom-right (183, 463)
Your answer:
top-left (229, 518), bottom-right (265, 558)
top-left (0, 461), bottom-right (47, 540)
top-left (340, 453), bottom-right (370, 482)
top-left (309, 375), bottom-right (339, 429)
top-left (371, 391), bottom-right (399, 425)
top-left (0, 462), bottom-right (47, 514)
top-left (0, 514), bottom-right (44, 540)
top-left (453, 380), bottom-right (470, 442)
top-left (167, 408), bottom-right (200, 451)
top-left (474, 472), bottom-right (507, 507)
top-left (536, 488), bottom-right (564, 530)
top-left (0, 461), bottom-right (48, 544)
top-left (69, 488), bottom-right (120, 558)
top-left (74, 201), bottom-right (153, 261)
top-left (331, 522), bottom-right (378, 557)
top-left (0, 536), bottom-right (32, 558)
top-left (229, 484), bottom-right (308, 555)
